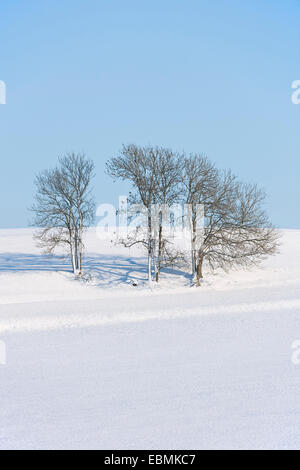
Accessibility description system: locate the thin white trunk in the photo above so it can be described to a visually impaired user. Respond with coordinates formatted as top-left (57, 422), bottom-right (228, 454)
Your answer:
top-left (70, 244), bottom-right (77, 275)
top-left (191, 225), bottom-right (197, 276)
top-left (79, 217), bottom-right (83, 274)
top-left (148, 251), bottom-right (152, 284)
top-left (70, 230), bottom-right (79, 276)
top-left (152, 244), bottom-right (158, 283)
top-left (147, 212), bottom-right (152, 284)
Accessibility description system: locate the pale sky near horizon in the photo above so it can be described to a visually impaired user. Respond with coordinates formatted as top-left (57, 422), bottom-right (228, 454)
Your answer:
top-left (0, 0), bottom-right (299, 228)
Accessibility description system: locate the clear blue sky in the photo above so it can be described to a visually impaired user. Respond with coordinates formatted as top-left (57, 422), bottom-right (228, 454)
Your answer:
top-left (0, 0), bottom-right (299, 228)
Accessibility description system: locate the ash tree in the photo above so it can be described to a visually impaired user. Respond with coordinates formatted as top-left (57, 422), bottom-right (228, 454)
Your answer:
top-left (151, 146), bottom-right (183, 281)
top-left (106, 144), bottom-right (157, 283)
top-left (182, 158), bottom-right (279, 286)
top-left (204, 177), bottom-right (279, 275)
top-left (31, 153), bottom-right (95, 275)
top-left (181, 153), bottom-right (219, 281)
top-left (106, 144), bottom-right (183, 283)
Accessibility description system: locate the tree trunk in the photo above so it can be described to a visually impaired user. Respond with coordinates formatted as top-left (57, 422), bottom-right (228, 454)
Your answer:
top-left (70, 243), bottom-right (76, 275)
top-left (72, 230), bottom-right (80, 276)
top-left (191, 241), bottom-right (197, 276)
top-left (147, 213), bottom-right (153, 284)
top-left (195, 254), bottom-right (204, 286)
top-left (79, 251), bottom-right (82, 275)
top-left (148, 248), bottom-right (152, 283)
top-left (78, 227), bottom-right (83, 275)
top-left (156, 222), bottom-right (163, 282)
top-left (153, 249), bottom-right (158, 283)
top-left (69, 230), bottom-right (77, 275)
top-left (191, 217), bottom-right (197, 276)
top-left (78, 220), bottom-right (83, 275)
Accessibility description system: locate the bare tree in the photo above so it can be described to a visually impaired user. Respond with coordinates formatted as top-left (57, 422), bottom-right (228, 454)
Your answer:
top-left (106, 144), bottom-right (157, 282)
top-left (182, 160), bottom-right (280, 286)
top-left (151, 147), bottom-right (183, 281)
top-left (106, 144), bottom-right (183, 283)
top-left (182, 154), bottom-right (218, 279)
top-left (31, 153), bottom-right (95, 275)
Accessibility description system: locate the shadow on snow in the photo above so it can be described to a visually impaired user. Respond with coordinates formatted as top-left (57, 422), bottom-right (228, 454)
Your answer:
top-left (0, 252), bottom-right (192, 287)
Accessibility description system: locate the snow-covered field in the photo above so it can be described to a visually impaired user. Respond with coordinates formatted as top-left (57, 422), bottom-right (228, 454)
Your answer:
top-left (1, 228), bottom-right (300, 449)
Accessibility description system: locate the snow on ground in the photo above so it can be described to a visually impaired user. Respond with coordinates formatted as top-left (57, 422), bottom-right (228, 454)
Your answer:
top-left (0, 228), bottom-right (300, 449)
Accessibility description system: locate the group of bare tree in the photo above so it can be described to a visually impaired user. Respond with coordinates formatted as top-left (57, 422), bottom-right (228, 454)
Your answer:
top-left (106, 144), bottom-right (279, 286)
top-left (31, 146), bottom-right (279, 285)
